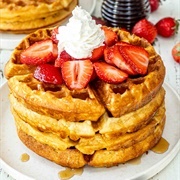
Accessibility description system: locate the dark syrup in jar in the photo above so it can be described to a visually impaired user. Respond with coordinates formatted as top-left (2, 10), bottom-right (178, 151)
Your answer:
top-left (101, 0), bottom-right (150, 30)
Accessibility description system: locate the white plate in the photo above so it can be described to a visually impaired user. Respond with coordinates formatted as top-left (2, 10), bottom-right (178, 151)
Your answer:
top-left (0, 0), bottom-right (96, 50)
top-left (0, 82), bottom-right (180, 180)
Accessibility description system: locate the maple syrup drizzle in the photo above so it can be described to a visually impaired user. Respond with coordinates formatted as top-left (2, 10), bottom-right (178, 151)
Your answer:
top-left (127, 137), bottom-right (169, 165)
top-left (151, 137), bottom-right (169, 154)
top-left (20, 153), bottom-right (30, 162)
top-left (127, 155), bottom-right (142, 165)
top-left (58, 167), bottom-right (83, 180)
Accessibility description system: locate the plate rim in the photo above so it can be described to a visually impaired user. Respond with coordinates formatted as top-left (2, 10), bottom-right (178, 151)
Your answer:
top-left (0, 81), bottom-right (180, 180)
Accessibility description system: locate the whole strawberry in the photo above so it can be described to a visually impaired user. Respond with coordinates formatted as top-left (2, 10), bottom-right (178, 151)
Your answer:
top-left (132, 18), bottom-right (157, 44)
top-left (149, 0), bottom-right (160, 12)
top-left (155, 17), bottom-right (179, 37)
top-left (172, 43), bottom-right (180, 63)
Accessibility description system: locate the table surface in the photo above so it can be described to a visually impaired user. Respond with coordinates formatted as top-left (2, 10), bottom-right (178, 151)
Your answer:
top-left (0, 0), bottom-right (179, 179)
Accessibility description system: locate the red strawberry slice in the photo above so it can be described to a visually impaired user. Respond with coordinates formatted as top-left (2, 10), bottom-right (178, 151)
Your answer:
top-left (90, 46), bottom-right (105, 61)
top-left (90, 69), bottom-right (98, 81)
top-left (101, 26), bottom-right (118, 46)
top-left (93, 62), bottom-right (128, 84)
top-left (51, 27), bottom-right (59, 44)
top-left (20, 39), bottom-right (58, 66)
top-left (115, 41), bottom-right (131, 47)
top-left (104, 46), bottom-right (114, 65)
top-left (61, 60), bottom-right (93, 90)
top-left (53, 44), bottom-right (58, 59)
top-left (119, 46), bottom-right (149, 75)
top-left (34, 64), bottom-right (63, 85)
top-left (104, 45), bottom-right (136, 75)
top-left (55, 50), bottom-right (73, 67)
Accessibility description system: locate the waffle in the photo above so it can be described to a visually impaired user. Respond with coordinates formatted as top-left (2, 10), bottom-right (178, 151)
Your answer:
top-left (14, 102), bottom-right (165, 168)
top-left (0, 0), bottom-right (77, 33)
top-left (9, 87), bottom-right (165, 140)
top-left (5, 27), bottom-right (166, 168)
top-left (93, 29), bottom-right (165, 117)
top-left (8, 74), bottom-right (105, 121)
top-left (5, 28), bottom-right (165, 120)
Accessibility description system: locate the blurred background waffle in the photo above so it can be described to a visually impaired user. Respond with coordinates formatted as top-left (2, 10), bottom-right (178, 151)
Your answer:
top-left (0, 0), bottom-right (97, 49)
top-left (0, 0), bottom-right (77, 33)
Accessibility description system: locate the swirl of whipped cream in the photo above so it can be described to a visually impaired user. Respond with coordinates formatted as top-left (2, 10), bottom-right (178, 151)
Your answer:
top-left (56, 6), bottom-right (105, 59)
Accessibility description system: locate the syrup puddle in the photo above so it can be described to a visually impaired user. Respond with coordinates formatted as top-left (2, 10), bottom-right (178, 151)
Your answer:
top-left (127, 155), bottom-right (142, 165)
top-left (58, 167), bottom-right (83, 180)
top-left (151, 137), bottom-right (169, 154)
top-left (18, 138), bottom-right (168, 179)
top-left (20, 153), bottom-right (30, 162)
top-left (127, 137), bottom-right (169, 166)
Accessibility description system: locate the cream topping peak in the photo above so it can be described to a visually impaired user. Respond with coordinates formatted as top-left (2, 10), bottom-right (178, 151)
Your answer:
top-left (56, 6), bottom-right (105, 59)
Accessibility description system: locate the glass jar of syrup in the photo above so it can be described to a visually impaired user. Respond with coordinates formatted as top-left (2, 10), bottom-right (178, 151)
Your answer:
top-left (101, 0), bottom-right (150, 31)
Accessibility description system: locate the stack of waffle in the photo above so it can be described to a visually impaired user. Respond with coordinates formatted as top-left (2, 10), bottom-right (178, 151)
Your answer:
top-left (0, 0), bottom-right (77, 33)
top-left (5, 28), bottom-right (166, 168)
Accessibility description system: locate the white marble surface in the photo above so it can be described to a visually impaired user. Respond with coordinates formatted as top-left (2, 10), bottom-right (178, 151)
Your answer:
top-left (0, 0), bottom-right (180, 179)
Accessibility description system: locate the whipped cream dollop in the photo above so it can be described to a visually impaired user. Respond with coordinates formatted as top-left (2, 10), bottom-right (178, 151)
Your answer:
top-left (56, 6), bottom-right (105, 59)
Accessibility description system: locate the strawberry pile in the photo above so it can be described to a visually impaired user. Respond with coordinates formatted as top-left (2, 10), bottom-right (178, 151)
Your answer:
top-left (20, 27), bottom-right (149, 90)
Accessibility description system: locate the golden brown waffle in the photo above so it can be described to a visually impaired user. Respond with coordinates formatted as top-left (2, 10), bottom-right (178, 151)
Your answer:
top-left (0, 0), bottom-right (77, 33)
top-left (14, 102), bottom-right (165, 168)
top-left (8, 74), bottom-right (105, 121)
top-left (5, 28), bottom-right (165, 120)
top-left (9, 87), bottom-right (165, 140)
top-left (93, 29), bottom-right (165, 117)
top-left (5, 27), bottom-right (166, 168)
top-left (5, 29), bottom-right (53, 78)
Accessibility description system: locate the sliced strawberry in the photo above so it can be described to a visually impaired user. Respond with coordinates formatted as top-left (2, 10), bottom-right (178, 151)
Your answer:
top-left (104, 45), bottom-right (135, 75)
top-left (115, 41), bottom-right (131, 47)
top-left (90, 68), bottom-right (98, 81)
top-left (20, 39), bottom-right (57, 66)
top-left (93, 62), bottom-right (128, 84)
top-left (120, 46), bottom-right (149, 75)
top-left (55, 50), bottom-right (73, 67)
top-left (104, 46), bottom-right (114, 65)
top-left (54, 57), bottom-right (65, 68)
top-left (53, 44), bottom-right (58, 59)
top-left (34, 64), bottom-right (63, 85)
top-left (101, 26), bottom-right (118, 46)
top-left (51, 27), bottom-right (59, 44)
top-left (90, 46), bottom-right (105, 61)
top-left (61, 60), bottom-right (93, 90)
top-left (60, 50), bottom-right (73, 60)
